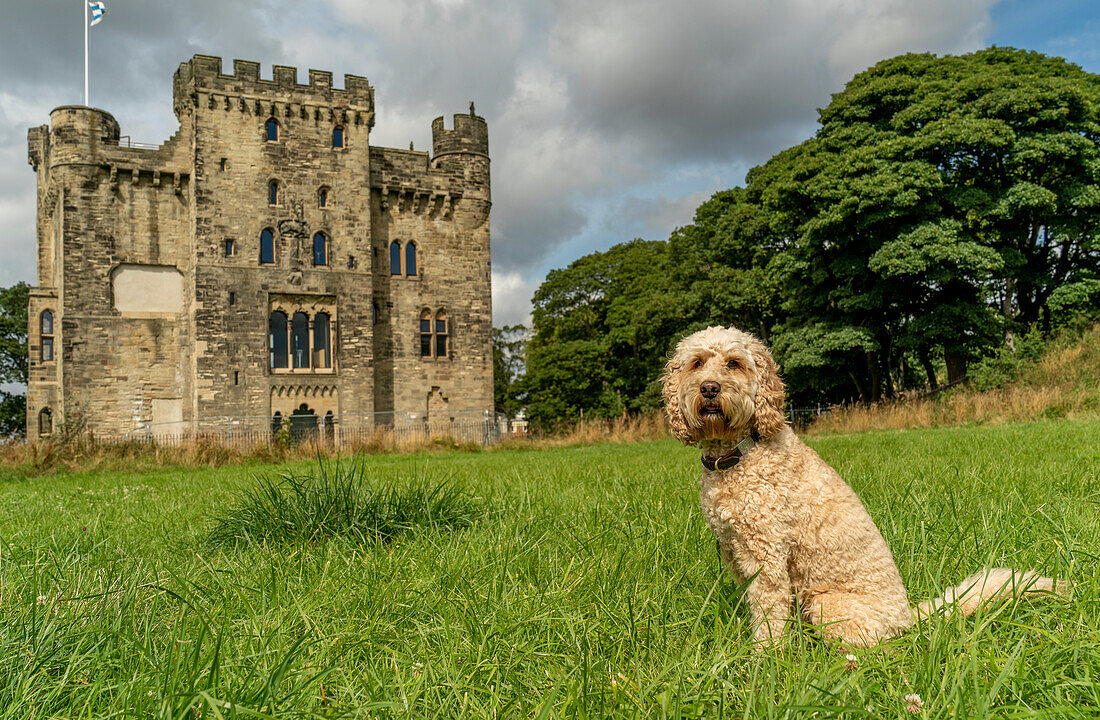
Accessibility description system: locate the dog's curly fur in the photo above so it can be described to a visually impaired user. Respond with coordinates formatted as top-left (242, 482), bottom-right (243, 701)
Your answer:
top-left (662, 325), bottom-right (1067, 649)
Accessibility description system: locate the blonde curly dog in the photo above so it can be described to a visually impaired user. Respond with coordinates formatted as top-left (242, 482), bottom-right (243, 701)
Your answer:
top-left (662, 325), bottom-right (1067, 649)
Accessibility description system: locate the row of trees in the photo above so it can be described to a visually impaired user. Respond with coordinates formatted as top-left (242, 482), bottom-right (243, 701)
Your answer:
top-left (507, 48), bottom-right (1100, 429)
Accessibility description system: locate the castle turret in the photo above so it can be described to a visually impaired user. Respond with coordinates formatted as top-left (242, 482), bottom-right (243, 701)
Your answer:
top-left (431, 110), bottom-right (490, 203)
top-left (44, 106), bottom-right (120, 167)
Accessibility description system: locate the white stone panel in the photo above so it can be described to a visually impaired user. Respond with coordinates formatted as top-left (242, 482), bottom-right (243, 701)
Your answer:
top-left (111, 265), bottom-right (184, 314)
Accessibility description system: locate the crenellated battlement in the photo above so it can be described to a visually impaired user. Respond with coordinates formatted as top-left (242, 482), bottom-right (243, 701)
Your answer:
top-left (173, 55), bottom-right (374, 116)
top-left (432, 111), bottom-right (489, 159)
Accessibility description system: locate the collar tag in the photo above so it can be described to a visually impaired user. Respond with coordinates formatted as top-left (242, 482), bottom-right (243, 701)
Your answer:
top-left (701, 434), bottom-right (758, 472)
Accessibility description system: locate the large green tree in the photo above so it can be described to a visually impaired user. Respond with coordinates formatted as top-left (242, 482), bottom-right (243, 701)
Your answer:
top-left (676, 48), bottom-right (1100, 402)
top-left (0, 282), bottom-right (29, 437)
top-left (523, 240), bottom-right (688, 428)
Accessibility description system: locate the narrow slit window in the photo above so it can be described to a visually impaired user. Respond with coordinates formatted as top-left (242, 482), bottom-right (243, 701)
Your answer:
top-left (269, 311), bottom-right (288, 369)
top-left (318, 187), bottom-right (329, 208)
top-left (313, 232), bottom-right (328, 266)
top-left (313, 312), bottom-right (331, 368)
top-left (420, 311), bottom-right (432, 357)
top-left (224, 238), bottom-right (236, 257)
top-left (405, 242), bottom-right (417, 276)
top-left (372, 302), bottom-right (380, 325)
top-left (40, 310), bottom-right (54, 362)
top-left (390, 242), bottom-right (401, 275)
top-left (291, 312), bottom-right (310, 369)
top-left (260, 229), bottom-right (275, 264)
top-left (268, 180), bottom-right (279, 206)
top-left (435, 311), bottom-right (448, 358)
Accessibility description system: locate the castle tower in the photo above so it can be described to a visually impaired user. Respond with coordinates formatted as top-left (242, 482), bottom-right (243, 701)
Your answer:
top-left (25, 55), bottom-right (492, 441)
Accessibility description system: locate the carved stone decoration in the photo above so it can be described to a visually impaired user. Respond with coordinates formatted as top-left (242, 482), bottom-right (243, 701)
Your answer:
top-left (109, 165), bottom-right (118, 191)
top-left (152, 171), bottom-right (161, 188)
top-left (131, 168), bottom-right (140, 185)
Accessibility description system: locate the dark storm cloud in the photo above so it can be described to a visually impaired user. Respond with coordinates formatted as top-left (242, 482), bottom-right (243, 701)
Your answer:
top-left (1, 0), bottom-right (999, 299)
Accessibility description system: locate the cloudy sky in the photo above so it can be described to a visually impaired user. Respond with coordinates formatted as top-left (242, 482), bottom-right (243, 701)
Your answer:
top-left (2, 0), bottom-right (1099, 326)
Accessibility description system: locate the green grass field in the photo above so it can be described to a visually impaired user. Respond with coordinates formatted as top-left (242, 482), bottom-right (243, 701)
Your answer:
top-left (1, 419), bottom-right (1098, 718)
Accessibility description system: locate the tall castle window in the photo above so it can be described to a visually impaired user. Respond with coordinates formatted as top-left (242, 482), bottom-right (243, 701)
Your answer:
top-left (269, 311), bottom-right (288, 368)
top-left (405, 242), bottom-right (418, 276)
top-left (313, 232), bottom-right (328, 267)
top-left (313, 313), bottom-right (331, 368)
top-left (333, 126), bottom-right (344, 149)
top-left (260, 228), bottom-right (275, 264)
top-left (435, 311), bottom-right (449, 357)
top-left (268, 180), bottom-right (280, 206)
top-left (269, 306), bottom-right (335, 372)
top-left (291, 312), bottom-right (310, 369)
top-left (420, 310), bottom-right (432, 357)
top-left (390, 242), bottom-right (401, 275)
top-left (40, 310), bottom-right (54, 362)
top-left (39, 408), bottom-right (53, 437)
top-left (419, 308), bottom-right (450, 359)
top-left (266, 118), bottom-right (279, 142)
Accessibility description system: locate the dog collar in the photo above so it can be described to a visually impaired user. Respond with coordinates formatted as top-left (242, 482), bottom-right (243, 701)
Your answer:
top-left (701, 432), bottom-right (759, 472)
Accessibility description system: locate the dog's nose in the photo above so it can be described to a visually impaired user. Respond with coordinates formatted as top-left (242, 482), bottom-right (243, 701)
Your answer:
top-left (700, 381), bottom-right (720, 399)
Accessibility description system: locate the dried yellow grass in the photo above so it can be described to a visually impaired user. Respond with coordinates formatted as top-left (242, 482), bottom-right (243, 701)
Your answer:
top-left (806, 325), bottom-right (1100, 435)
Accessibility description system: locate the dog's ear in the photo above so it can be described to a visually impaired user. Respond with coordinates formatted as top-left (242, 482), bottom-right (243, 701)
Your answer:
top-left (661, 351), bottom-right (694, 445)
top-left (749, 339), bottom-right (787, 438)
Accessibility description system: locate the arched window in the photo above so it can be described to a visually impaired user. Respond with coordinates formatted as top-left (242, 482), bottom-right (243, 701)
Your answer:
top-left (268, 180), bottom-right (280, 206)
top-left (313, 312), bottom-right (331, 368)
top-left (333, 126), bottom-right (344, 149)
top-left (372, 302), bottom-right (379, 325)
top-left (318, 187), bottom-right (329, 208)
top-left (272, 411), bottom-right (283, 433)
top-left (260, 228), bottom-right (275, 264)
top-left (390, 242), bottom-right (401, 275)
top-left (419, 310), bottom-right (432, 358)
top-left (269, 311), bottom-right (288, 369)
top-left (39, 408), bottom-right (53, 436)
top-left (291, 312), bottom-right (310, 369)
top-left (435, 310), bottom-right (449, 358)
top-left (405, 242), bottom-right (417, 276)
top-left (40, 310), bottom-right (54, 362)
top-left (265, 118), bottom-right (279, 142)
top-left (313, 232), bottom-right (328, 266)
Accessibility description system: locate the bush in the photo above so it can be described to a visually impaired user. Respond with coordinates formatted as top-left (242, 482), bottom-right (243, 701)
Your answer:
top-left (207, 462), bottom-right (487, 547)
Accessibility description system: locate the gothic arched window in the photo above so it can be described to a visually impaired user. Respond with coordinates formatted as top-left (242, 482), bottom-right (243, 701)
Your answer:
top-left (291, 312), bottom-right (310, 369)
top-left (390, 242), bottom-right (401, 275)
top-left (40, 310), bottom-right (54, 362)
top-left (260, 228), bottom-right (275, 264)
top-left (269, 311), bottom-right (288, 369)
top-left (313, 232), bottom-right (328, 266)
top-left (318, 187), bottom-right (329, 208)
top-left (405, 242), bottom-right (417, 276)
top-left (39, 408), bottom-right (53, 436)
top-left (313, 312), bottom-right (331, 368)
top-left (265, 118), bottom-right (279, 142)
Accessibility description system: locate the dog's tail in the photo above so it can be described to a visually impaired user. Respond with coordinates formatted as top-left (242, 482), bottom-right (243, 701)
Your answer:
top-left (914, 568), bottom-right (1069, 619)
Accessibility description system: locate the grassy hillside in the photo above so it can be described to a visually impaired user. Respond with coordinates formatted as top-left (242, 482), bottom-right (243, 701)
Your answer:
top-left (809, 325), bottom-right (1100, 435)
top-left (0, 420), bottom-right (1097, 718)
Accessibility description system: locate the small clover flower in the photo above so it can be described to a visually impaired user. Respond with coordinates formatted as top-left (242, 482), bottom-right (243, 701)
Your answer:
top-left (905, 693), bottom-right (923, 714)
top-left (844, 653), bottom-right (858, 671)
top-left (36, 595), bottom-right (49, 606)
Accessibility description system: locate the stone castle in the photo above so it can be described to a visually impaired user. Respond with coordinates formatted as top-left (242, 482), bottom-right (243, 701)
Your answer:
top-left (25, 54), bottom-right (493, 440)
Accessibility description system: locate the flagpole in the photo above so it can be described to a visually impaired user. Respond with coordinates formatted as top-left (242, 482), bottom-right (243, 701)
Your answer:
top-left (83, 0), bottom-right (89, 106)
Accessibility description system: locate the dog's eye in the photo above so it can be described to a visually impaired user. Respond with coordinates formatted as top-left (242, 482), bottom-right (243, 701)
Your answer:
top-left (690, 359), bottom-right (704, 370)
top-left (726, 359), bottom-right (740, 369)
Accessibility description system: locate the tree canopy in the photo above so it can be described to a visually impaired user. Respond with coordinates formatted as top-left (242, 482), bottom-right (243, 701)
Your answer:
top-left (523, 48), bottom-right (1100, 424)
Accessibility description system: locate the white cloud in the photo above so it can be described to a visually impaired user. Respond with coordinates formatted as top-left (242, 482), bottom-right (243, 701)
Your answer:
top-left (491, 271), bottom-right (536, 328)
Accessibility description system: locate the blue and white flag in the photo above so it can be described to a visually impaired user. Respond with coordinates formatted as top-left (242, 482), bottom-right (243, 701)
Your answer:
top-left (89, 1), bottom-right (107, 26)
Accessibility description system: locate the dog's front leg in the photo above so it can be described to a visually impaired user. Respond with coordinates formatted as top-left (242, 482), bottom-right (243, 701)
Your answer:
top-left (741, 555), bottom-right (792, 648)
